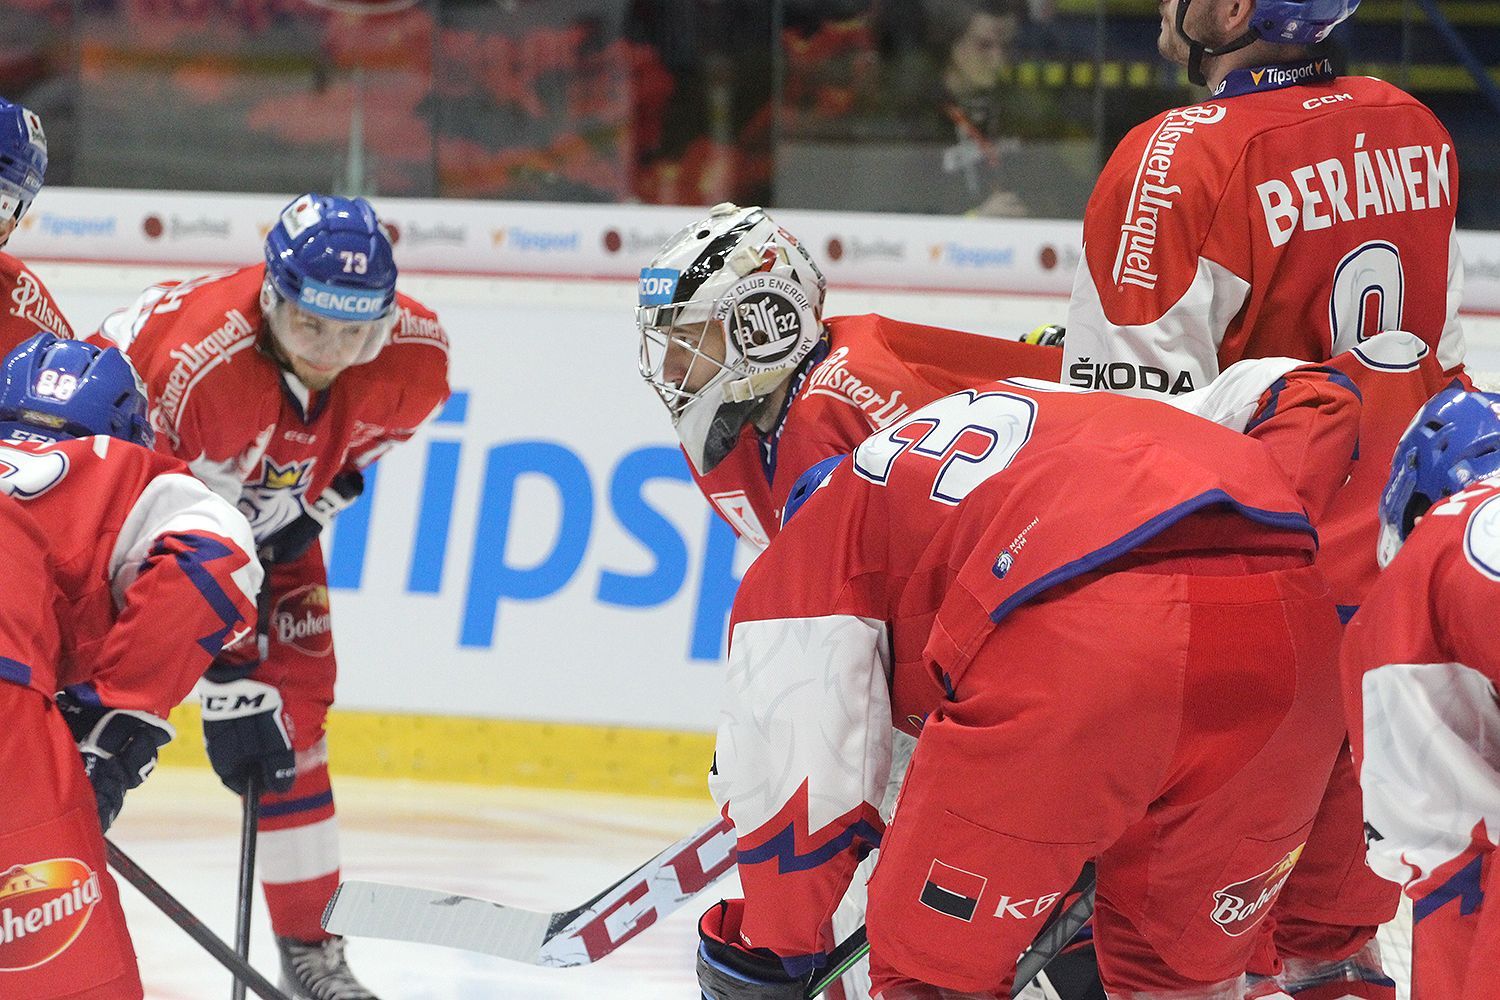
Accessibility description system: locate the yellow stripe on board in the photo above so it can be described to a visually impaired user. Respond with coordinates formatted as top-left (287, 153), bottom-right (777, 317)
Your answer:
top-left (160, 704), bottom-right (716, 801)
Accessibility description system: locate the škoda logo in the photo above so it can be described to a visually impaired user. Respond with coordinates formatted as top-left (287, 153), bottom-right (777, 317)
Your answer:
top-left (0, 858), bottom-right (102, 970)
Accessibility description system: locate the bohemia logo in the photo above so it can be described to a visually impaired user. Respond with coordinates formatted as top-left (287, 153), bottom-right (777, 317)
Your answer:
top-left (273, 584), bottom-right (334, 657)
top-left (1210, 844), bottom-right (1304, 937)
top-left (0, 859), bottom-right (102, 971)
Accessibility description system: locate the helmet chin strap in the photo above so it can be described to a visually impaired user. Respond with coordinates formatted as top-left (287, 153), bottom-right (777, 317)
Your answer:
top-left (1176, 0), bottom-right (1260, 86)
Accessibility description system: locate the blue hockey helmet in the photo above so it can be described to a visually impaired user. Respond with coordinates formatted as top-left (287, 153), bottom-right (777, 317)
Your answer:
top-left (0, 97), bottom-right (46, 235)
top-left (261, 193), bottom-right (398, 373)
top-left (264, 193), bottom-right (396, 321)
top-left (1246, 0), bottom-right (1359, 46)
top-left (1377, 383), bottom-right (1500, 566)
top-left (1177, 0), bottom-right (1359, 85)
top-left (0, 333), bottom-right (154, 447)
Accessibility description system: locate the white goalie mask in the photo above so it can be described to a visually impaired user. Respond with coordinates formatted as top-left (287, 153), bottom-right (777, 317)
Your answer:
top-left (637, 203), bottom-right (827, 475)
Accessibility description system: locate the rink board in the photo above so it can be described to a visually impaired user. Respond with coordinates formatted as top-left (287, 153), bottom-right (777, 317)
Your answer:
top-left (16, 189), bottom-right (1500, 796)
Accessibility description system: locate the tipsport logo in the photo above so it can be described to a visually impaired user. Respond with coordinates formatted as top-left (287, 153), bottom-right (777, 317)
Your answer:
top-left (0, 859), bottom-right (102, 971)
top-left (325, 391), bottom-right (748, 662)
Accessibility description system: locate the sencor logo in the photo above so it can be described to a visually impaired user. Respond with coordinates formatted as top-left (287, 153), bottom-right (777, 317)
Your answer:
top-left (0, 859), bottom-right (102, 971)
top-left (299, 287), bottom-right (384, 315)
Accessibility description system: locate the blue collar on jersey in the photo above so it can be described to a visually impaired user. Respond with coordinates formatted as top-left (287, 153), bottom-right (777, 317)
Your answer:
top-left (1211, 57), bottom-right (1337, 100)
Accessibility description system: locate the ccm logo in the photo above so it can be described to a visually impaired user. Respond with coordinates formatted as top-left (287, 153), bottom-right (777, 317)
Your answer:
top-left (203, 693), bottom-right (268, 711)
top-left (1303, 93), bottom-right (1353, 110)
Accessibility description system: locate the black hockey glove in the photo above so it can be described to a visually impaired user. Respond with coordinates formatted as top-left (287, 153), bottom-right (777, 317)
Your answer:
top-left (57, 689), bottom-right (175, 833)
top-left (199, 676), bottom-right (296, 795)
top-left (698, 899), bottom-right (808, 1000)
top-left (258, 469), bottom-right (364, 566)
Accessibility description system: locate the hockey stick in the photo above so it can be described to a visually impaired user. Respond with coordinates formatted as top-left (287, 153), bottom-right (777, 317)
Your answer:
top-left (322, 813), bottom-right (738, 966)
top-left (105, 839), bottom-right (293, 1000)
top-left (231, 779), bottom-right (261, 1000)
top-left (804, 863), bottom-right (1097, 999)
top-left (1010, 861), bottom-right (1096, 999)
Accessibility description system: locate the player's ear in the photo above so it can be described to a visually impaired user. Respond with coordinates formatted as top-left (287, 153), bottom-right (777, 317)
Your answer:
top-left (1222, 0), bottom-right (1256, 36)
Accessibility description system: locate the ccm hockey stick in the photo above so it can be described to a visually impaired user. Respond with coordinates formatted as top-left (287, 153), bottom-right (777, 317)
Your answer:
top-left (105, 839), bottom-right (293, 1000)
top-left (322, 814), bottom-right (738, 966)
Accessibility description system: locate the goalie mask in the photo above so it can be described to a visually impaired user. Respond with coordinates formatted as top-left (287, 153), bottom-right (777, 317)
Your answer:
top-left (637, 203), bottom-right (827, 475)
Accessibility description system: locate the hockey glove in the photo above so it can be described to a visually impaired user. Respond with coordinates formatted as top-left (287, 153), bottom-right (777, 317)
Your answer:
top-left (57, 689), bottom-right (175, 833)
top-left (199, 677), bottom-right (296, 795)
top-left (1020, 323), bottom-right (1065, 348)
top-left (258, 469), bottom-right (364, 566)
top-left (697, 899), bottom-right (807, 1000)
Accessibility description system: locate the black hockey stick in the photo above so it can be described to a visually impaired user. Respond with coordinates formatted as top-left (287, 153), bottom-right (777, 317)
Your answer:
top-left (231, 779), bottom-right (261, 1000)
top-left (106, 839), bottom-right (293, 1000)
top-left (1011, 861), bottom-right (1096, 998)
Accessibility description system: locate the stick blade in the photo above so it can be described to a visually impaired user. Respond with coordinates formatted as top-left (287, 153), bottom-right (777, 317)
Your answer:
top-left (323, 881), bottom-right (551, 963)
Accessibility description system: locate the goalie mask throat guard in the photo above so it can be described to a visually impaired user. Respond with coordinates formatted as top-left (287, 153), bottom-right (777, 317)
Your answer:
top-left (637, 203), bottom-right (827, 475)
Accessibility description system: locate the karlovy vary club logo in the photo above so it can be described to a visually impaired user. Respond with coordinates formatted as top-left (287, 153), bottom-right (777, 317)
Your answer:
top-left (0, 858), bottom-right (102, 971)
top-left (1210, 844), bottom-right (1304, 936)
top-left (273, 583), bottom-right (334, 657)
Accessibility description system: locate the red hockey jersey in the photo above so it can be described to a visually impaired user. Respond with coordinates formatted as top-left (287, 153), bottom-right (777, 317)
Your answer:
top-left (692, 314), bottom-right (1061, 548)
top-left (0, 434), bottom-right (260, 715)
top-left (0, 251), bottom-right (73, 351)
top-left (1065, 63), bottom-right (1460, 611)
top-left (95, 265), bottom-right (450, 543)
top-left (0, 495), bottom-right (62, 692)
top-left (1066, 60), bottom-right (1463, 393)
top-left (711, 364), bottom-right (1360, 962)
top-left (1342, 479), bottom-right (1500, 998)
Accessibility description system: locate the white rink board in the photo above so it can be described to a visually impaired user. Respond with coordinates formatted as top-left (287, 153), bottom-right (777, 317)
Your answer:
top-left (24, 246), bottom-right (1500, 734)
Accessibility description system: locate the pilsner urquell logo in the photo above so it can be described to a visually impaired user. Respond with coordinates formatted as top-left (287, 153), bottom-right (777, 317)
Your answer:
top-left (1209, 844), bottom-right (1304, 937)
top-left (0, 859), bottom-right (101, 970)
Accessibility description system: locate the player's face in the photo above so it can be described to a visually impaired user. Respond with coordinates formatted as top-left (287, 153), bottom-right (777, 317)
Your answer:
top-left (1158, 0), bottom-right (1191, 64)
top-left (947, 14), bottom-right (1020, 96)
top-left (271, 304), bottom-right (389, 390)
top-left (1160, 0), bottom-right (1235, 64)
top-left (0, 216), bottom-right (15, 248)
top-left (660, 319), bottom-right (728, 397)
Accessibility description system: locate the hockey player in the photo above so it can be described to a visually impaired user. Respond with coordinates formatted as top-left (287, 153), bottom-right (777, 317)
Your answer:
top-left (0, 97), bottom-right (75, 349)
top-left (639, 202), bottom-right (1061, 550)
top-left (1064, 0), bottom-right (1462, 609)
top-left (1062, 1), bottom-right (1460, 987)
top-left (697, 349), bottom-right (1376, 999)
top-left (641, 203), bottom-right (1070, 997)
top-left (96, 193), bottom-right (450, 1000)
top-left (1343, 385), bottom-right (1500, 1000)
top-left (0, 333), bottom-right (261, 1000)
